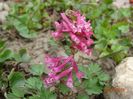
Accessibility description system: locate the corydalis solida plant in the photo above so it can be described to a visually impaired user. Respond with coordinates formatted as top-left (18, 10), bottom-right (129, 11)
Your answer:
top-left (52, 10), bottom-right (94, 55)
top-left (43, 55), bottom-right (84, 92)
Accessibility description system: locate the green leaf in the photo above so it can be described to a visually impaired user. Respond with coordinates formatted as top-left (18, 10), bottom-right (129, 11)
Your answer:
top-left (0, 40), bottom-right (5, 49)
top-left (95, 41), bottom-right (107, 51)
top-left (29, 95), bottom-right (40, 99)
top-left (40, 88), bottom-right (56, 99)
top-left (0, 49), bottom-right (12, 62)
top-left (77, 93), bottom-right (89, 99)
top-left (98, 72), bottom-right (110, 82)
top-left (111, 45), bottom-right (126, 52)
top-left (49, 38), bottom-right (58, 46)
top-left (58, 84), bottom-right (70, 94)
top-left (88, 64), bottom-right (101, 74)
top-left (103, 0), bottom-right (113, 4)
top-left (8, 68), bottom-right (15, 80)
top-left (83, 78), bottom-right (103, 95)
top-left (14, 49), bottom-right (31, 62)
top-left (9, 72), bottom-right (25, 87)
top-left (79, 64), bottom-right (102, 79)
top-left (25, 77), bottom-right (43, 90)
top-left (118, 25), bottom-right (129, 33)
top-left (112, 51), bottom-right (127, 64)
top-left (80, 63), bottom-right (109, 96)
top-left (86, 85), bottom-right (103, 95)
top-left (13, 19), bottom-right (37, 38)
top-left (99, 51), bottom-right (110, 58)
top-left (64, 45), bottom-right (71, 55)
top-left (119, 8), bottom-right (131, 17)
top-left (11, 86), bottom-right (26, 97)
top-left (30, 64), bottom-right (44, 76)
top-left (29, 88), bottom-right (56, 99)
top-left (6, 93), bottom-right (19, 99)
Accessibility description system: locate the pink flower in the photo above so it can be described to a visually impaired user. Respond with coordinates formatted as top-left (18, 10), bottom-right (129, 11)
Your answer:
top-left (43, 55), bottom-right (84, 92)
top-left (52, 11), bottom-right (93, 55)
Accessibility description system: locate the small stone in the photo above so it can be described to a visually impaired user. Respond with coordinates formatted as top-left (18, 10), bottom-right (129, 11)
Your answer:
top-left (104, 57), bottom-right (133, 99)
top-left (113, 0), bottom-right (130, 8)
top-left (0, 3), bottom-right (9, 23)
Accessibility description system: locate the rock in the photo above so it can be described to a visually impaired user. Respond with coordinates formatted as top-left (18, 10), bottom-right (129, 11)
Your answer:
top-left (104, 57), bottom-right (133, 99)
top-left (113, 0), bottom-right (130, 8)
top-left (0, 2), bottom-right (9, 11)
top-left (0, 11), bottom-right (8, 23)
top-left (0, 2), bottom-right (9, 23)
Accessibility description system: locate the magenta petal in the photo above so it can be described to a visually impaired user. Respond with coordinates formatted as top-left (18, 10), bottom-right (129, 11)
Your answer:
top-left (52, 32), bottom-right (61, 38)
top-left (56, 67), bottom-right (73, 80)
top-left (61, 13), bottom-right (77, 33)
top-left (48, 72), bottom-right (56, 77)
top-left (60, 13), bottom-right (72, 26)
top-left (45, 55), bottom-right (60, 69)
top-left (54, 22), bottom-right (61, 30)
top-left (71, 60), bottom-right (84, 81)
top-left (76, 72), bottom-right (84, 82)
top-left (79, 42), bottom-right (87, 50)
top-left (71, 60), bottom-right (78, 73)
top-left (70, 33), bottom-right (80, 44)
top-left (44, 76), bottom-right (56, 87)
top-left (84, 48), bottom-right (92, 55)
top-left (62, 21), bottom-right (71, 32)
top-left (86, 39), bottom-right (94, 46)
top-left (52, 55), bottom-right (73, 73)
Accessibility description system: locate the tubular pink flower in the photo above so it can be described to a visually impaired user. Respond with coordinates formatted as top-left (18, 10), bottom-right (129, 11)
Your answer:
top-left (56, 67), bottom-right (73, 80)
top-left (52, 11), bottom-right (93, 55)
top-left (45, 55), bottom-right (61, 69)
top-left (52, 22), bottom-right (63, 39)
top-left (43, 55), bottom-right (84, 91)
top-left (61, 13), bottom-right (77, 33)
top-left (44, 75), bottom-right (56, 87)
top-left (71, 59), bottom-right (84, 81)
top-left (70, 33), bottom-right (80, 44)
top-left (45, 67), bottom-right (73, 87)
top-left (52, 55), bottom-right (73, 73)
top-left (66, 72), bottom-right (77, 92)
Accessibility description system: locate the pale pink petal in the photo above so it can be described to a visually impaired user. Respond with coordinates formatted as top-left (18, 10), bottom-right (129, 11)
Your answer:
top-left (66, 72), bottom-right (77, 92)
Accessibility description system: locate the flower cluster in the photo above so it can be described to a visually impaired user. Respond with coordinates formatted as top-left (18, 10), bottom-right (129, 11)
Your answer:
top-left (52, 11), bottom-right (93, 55)
top-left (43, 55), bottom-right (84, 92)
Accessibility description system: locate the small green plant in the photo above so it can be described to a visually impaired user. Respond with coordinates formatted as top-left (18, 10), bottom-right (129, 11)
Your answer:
top-left (0, 41), bottom-right (54, 99)
top-left (3, 0), bottom-right (81, 39)
top-left (4, 0), bottom-right (45, 38)
top-left (0, 40), bottom-right (13, 63)
top-left (78, 64), bottom-right (109, 97)
top-left (5, 64), bottom-right (56, 99)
